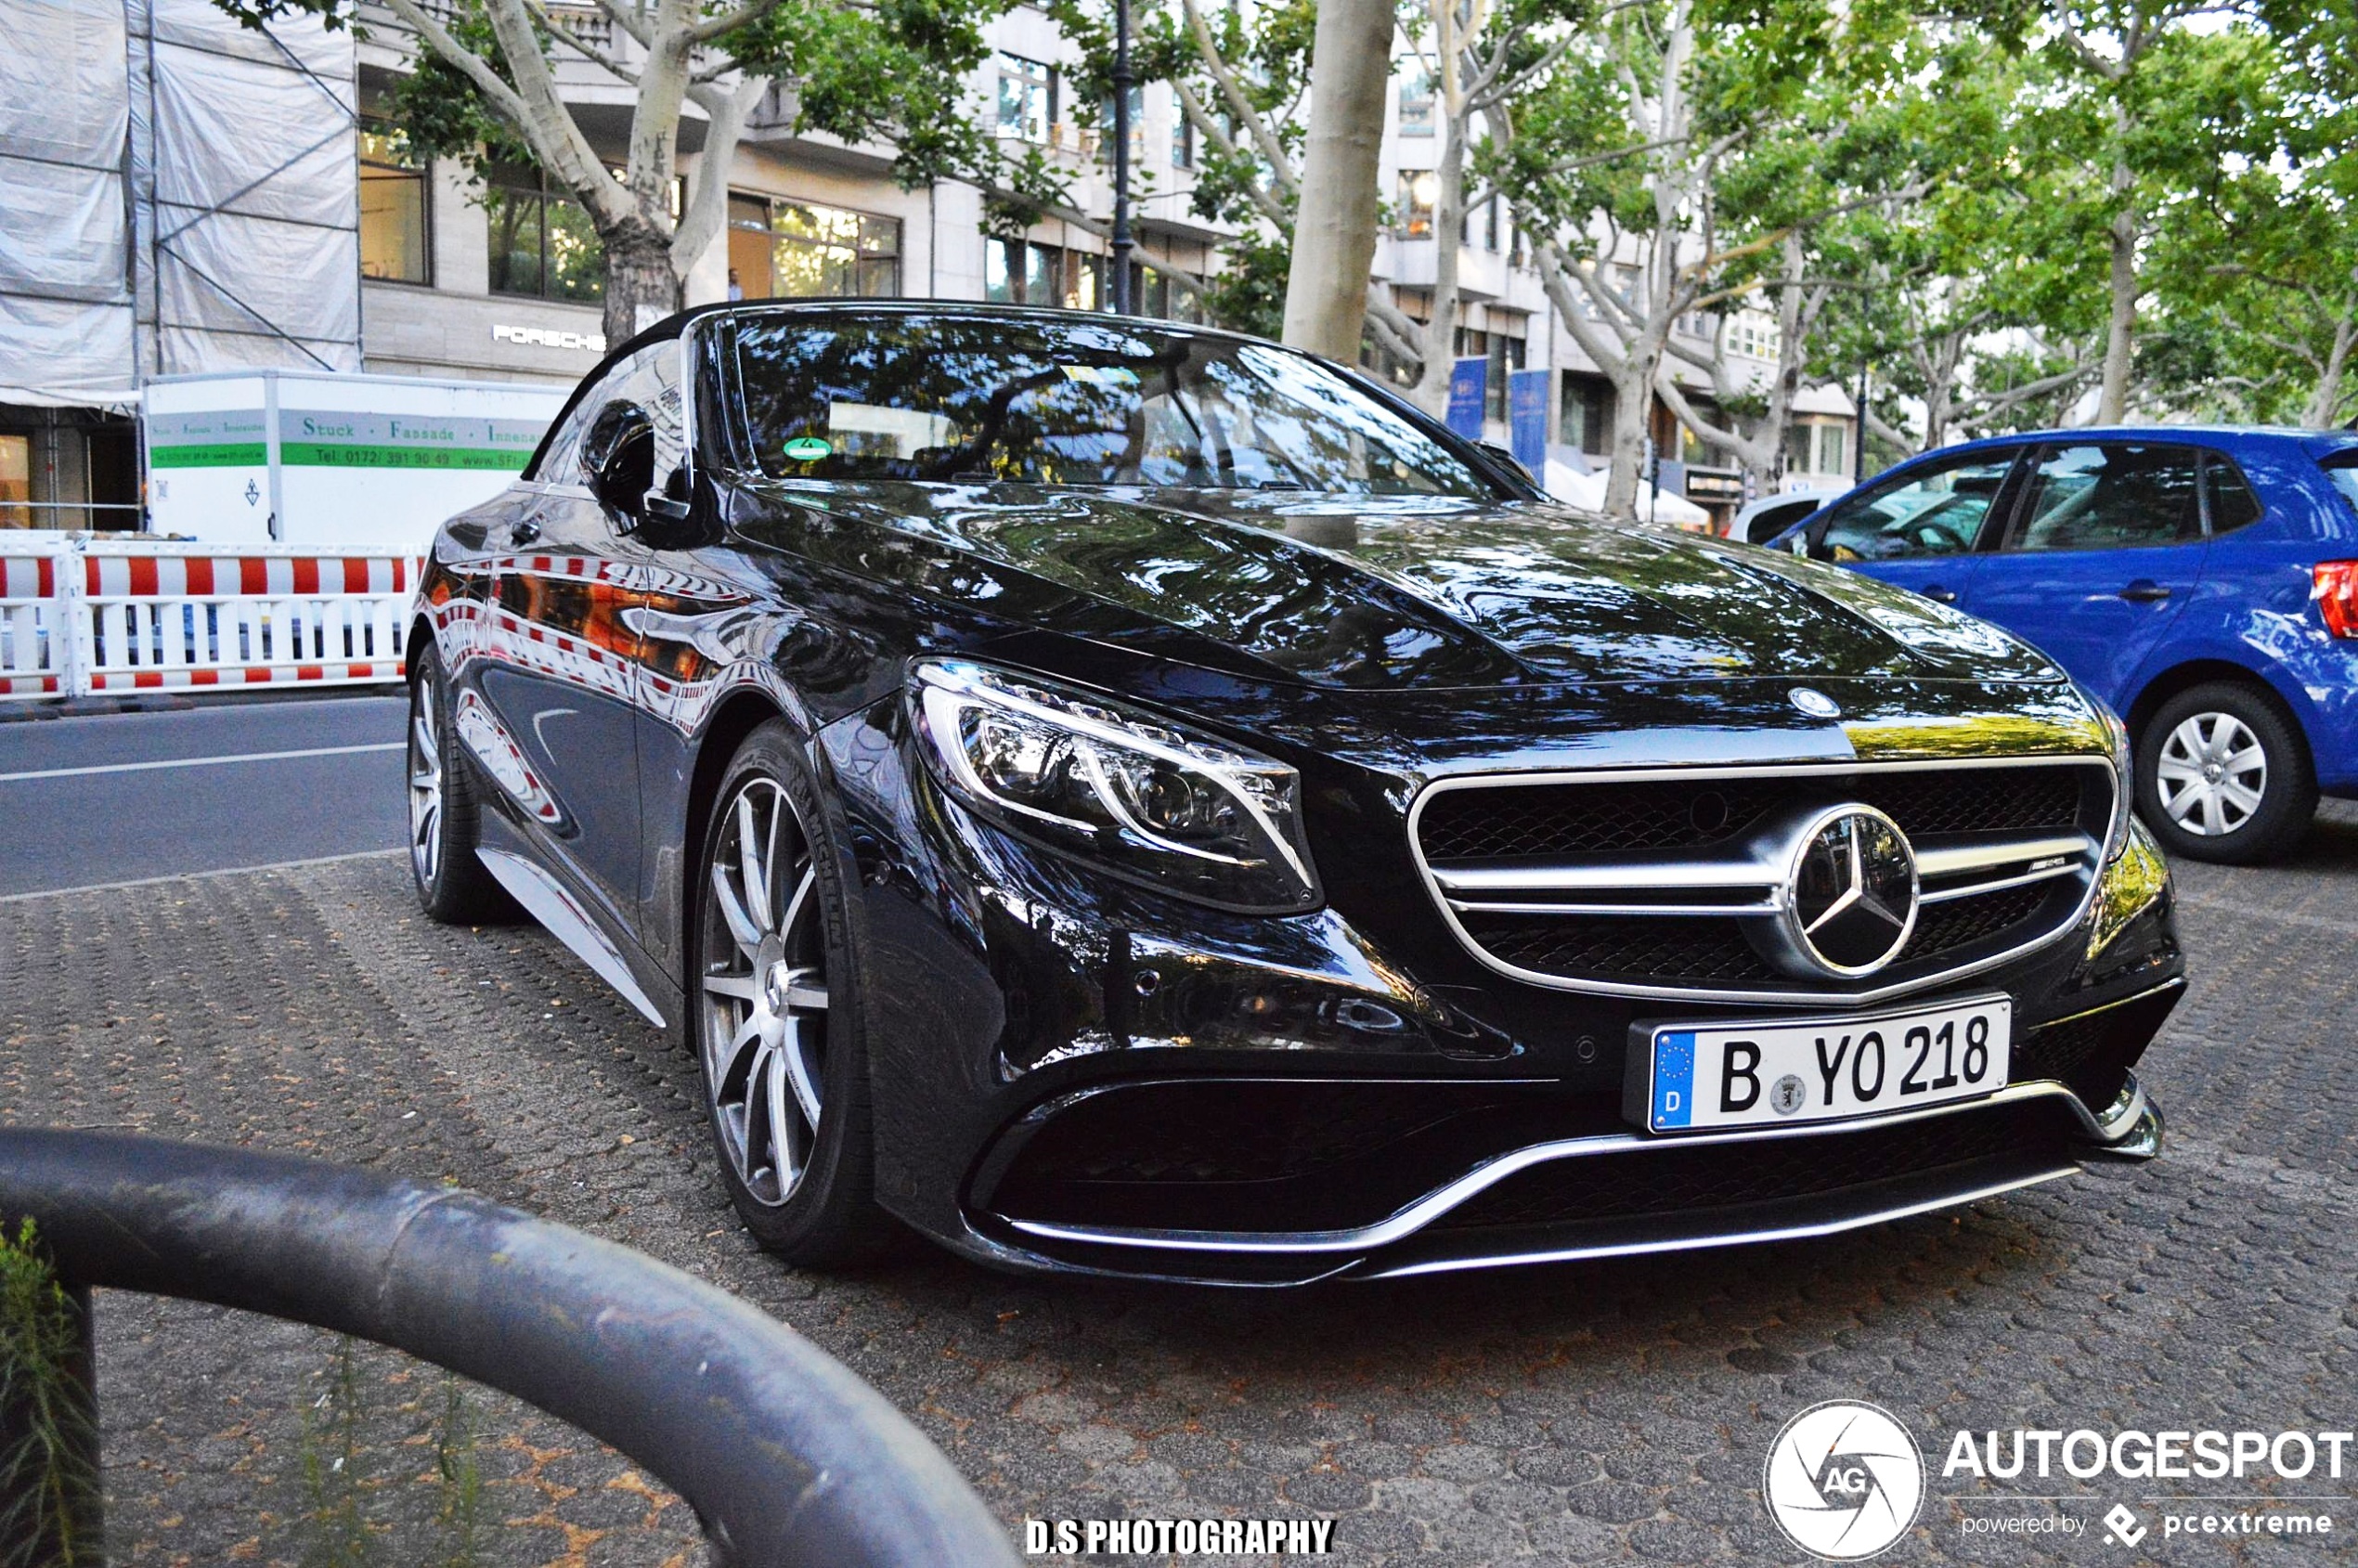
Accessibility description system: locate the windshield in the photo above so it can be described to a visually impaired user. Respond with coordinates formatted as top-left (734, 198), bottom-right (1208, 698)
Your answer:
top-left (728, 314), bottom-right (1495, 497)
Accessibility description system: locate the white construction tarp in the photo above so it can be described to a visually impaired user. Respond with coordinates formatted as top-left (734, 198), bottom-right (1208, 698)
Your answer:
top-left (0, 0), bottom-right (359, 406)
top-left (131, 0), bottom-right (361, 377)
top-left (0, 0), bottom-right (136, 406)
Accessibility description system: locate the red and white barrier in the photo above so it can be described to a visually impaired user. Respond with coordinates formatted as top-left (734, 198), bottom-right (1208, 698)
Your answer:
top-left (0, 538), bottom-right (421, 702)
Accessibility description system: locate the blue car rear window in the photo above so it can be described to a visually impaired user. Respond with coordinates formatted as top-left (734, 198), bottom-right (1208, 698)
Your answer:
top-left (2325, 456), bottom-right (2358, 517)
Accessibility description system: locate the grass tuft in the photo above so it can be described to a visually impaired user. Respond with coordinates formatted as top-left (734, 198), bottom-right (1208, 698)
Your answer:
top-left (0, 1220), bottom-right (99, 1568)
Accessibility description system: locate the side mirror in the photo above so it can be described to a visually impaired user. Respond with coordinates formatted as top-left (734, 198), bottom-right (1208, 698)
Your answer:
top-left (581, 399), bottom-right (656, 523)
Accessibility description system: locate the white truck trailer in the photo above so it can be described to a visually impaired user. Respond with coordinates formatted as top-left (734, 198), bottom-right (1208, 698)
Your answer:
top-left (141, 369), bottom-right (571, 550)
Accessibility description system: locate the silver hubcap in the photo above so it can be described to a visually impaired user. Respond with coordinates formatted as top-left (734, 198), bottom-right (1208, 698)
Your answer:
top-left (699, 777), bottom-right (829, 1207)
top-left (408, 676), bottom-right (443, 886)
top-left (2155, 711), bottom-right (2267, 837)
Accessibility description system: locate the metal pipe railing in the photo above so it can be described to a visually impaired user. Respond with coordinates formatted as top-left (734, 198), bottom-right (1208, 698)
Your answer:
top-left (0, 1130), bottom-right (1016, 1568)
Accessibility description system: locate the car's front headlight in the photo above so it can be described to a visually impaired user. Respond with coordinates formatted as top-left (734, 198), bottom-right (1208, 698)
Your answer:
top-left (2080, 685), bottom-right (2134, 862)
top-left (910, 659), bottom-right (1322, 913)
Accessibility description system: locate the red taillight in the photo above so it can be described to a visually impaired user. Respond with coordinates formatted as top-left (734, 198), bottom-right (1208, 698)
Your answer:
top-left (2316, 561), bottom-right (2358, 638)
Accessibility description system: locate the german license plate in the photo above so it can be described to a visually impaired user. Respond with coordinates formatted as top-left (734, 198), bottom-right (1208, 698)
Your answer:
top-left (1631, 995), bottom-right (2012, 1134)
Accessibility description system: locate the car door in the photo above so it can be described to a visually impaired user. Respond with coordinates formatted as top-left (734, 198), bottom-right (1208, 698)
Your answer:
top-left (1957, 440), bottom-right (2208, 712)
top-left (1802, 445), bottom-right (2025, 606)
top-left (467, 350), bottom-right (666, 926)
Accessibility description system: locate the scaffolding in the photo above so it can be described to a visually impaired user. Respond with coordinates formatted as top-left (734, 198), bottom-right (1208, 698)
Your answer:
top-left (0, 0), bottom-right (362, 411)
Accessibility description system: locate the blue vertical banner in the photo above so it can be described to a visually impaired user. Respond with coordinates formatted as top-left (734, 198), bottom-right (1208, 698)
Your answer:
top-left (1446, 356), bottom-right (1487, 438)
top-left (1508, 369), bottom-right (1549, 474)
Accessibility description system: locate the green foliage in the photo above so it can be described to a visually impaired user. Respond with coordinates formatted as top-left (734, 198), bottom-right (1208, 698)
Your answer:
top-left (431, 1371), bottom-right (482, 1568)
top-left (0, 1222), bottom-right (97, 1568)
top-left (733, 0), bottom-right (1052, 208)
top-left (1199, 233), bottom-right (1291, 338)
top-left (206, 0), bottom-right (1059, 263)
top-left (301, 1336), bottom-right (374, 1568)
top-left (381, 2), bottom-right (535, 181)
top-left (1052, 0), bottom-right (1315, 234)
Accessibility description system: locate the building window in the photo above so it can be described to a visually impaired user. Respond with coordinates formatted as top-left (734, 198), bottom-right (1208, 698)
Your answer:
top-left (1103, 84), bottom-right (1145, 163)
top-left (1680, 412), bottom-right (1729, 467)
top-left (0, 434), bottom-right (29, 529)
top-left (1397, 171), bottom-right (1437, 239)
top-left (1730, 312), bottom-right (1780, 362)
top-left (985, 240), bottom-right (1107, 310)
top-left (358, 123), bottom-right (429, 284)
top-left (1561, 376), bottom-right (1612, 457)
top-left (1398, 63), bottom-right (1433, 136)
top-left (729, 195), bottom-right (900, 299)
top-left (1172, 97), bottom-right (1195, 167)
top-left (1485, 332), bottom-right (1524, 422)
top-left (486, 162), bottom-right (603, 303)
top-left (997, 53), bottom-right (1056, 144)
top-left (1788, 420), bottom-right (1846, 476)
top-left (1483, 197), bottom-right (1501, 253)
top-left (1132, 262), bottom-right (1205, 323)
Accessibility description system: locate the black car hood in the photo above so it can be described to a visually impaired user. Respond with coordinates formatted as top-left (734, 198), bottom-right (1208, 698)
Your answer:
top-left (736, 481), bottom-right (2059, 691)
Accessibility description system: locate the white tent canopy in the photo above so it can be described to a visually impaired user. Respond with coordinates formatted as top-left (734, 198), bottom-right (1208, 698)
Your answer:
top-left (1542, 449), bottom-right (1712, 526)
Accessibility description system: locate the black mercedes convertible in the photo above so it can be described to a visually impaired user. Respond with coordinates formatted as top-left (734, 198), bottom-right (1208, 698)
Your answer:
top-left (404, 302), bottom-right (2182, 1283)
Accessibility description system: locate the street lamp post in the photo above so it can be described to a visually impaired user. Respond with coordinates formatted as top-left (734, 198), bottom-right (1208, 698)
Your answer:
top-left (1854, 350), bottom-right (1869, 486)
top-left (1110, 0), bottom-right (1134, 315)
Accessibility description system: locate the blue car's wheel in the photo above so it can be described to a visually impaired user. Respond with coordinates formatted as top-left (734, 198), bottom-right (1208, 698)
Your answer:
top-left (2136, 681), bottom-right (2315, 863)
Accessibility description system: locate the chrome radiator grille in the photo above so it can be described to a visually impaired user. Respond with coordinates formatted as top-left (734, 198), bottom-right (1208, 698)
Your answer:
top-left (1410, 758), bottom-right (2116, 1004)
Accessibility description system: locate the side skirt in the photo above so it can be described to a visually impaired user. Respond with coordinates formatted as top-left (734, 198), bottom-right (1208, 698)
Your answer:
top-left (477, 847), bottom-right (670, 1029)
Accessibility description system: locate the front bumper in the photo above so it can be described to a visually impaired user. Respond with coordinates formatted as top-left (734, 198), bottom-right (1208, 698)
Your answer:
top-left (818, 702), bottom-right (2184, 1286)
top-left (966, 1045), bottom-right (2170, 1286)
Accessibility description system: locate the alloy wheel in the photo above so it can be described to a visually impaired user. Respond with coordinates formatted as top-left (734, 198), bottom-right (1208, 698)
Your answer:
top-left (2154, 710), bottom-right (2267, 837)
top-left (698, 776), bottom-right (830, 1207)
top-left (408, 676), bottom-right (444, 887)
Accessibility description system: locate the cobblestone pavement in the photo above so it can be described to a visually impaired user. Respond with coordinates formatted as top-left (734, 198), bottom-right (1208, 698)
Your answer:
top-left (2, 807), bottom-right (2355, 1565)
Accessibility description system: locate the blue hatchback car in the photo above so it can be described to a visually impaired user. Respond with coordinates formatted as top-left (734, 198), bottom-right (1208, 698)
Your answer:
top-left (1778, 427), bottom-right (2358, 862)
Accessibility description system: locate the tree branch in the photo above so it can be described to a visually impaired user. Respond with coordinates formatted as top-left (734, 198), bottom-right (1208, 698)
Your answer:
top-left (1179, 0), bottom-right (1300, 190)
top-left (1171, 79), bottom-right (1293, 223)
top-left (673, 72), bottom-right (767, 270)
top-left (380, 0), bottom-right (535, 128)
top-left (688, 0), bottom-right (785, 45)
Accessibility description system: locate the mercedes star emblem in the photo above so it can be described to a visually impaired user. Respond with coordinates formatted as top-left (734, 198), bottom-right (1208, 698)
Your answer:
top-left (1789, 687), bottom-right (1841, 719)
top-left (1765, 805), bottom-right (1919, 979)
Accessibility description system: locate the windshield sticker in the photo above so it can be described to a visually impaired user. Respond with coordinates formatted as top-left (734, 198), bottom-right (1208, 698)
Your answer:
top-left (1059, 365), bottom-right (1140, 388)
top-left (782, 436), bottom-right (833, 461)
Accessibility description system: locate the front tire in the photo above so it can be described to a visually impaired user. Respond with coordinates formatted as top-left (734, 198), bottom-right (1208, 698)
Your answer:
top-left (2135, 680), bottom-right (2316, 864)
top-left (408, 647), bottom-right (512, 923)
top-left (690, 720), bottom-right (886, 1266)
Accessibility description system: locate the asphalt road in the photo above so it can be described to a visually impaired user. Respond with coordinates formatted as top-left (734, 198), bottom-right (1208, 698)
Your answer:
top-left (0, 792), bottom-right (2352, 1562)
top-left (0, 693), bottom-right (408, 897)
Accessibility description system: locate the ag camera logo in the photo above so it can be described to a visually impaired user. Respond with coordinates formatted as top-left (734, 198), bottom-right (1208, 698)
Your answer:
top-left (1763, 1401), bottom-right (1925, 1560)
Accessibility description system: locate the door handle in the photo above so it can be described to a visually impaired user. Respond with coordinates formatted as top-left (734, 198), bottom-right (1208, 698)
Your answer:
top-left (2118, 579), bottom-right (2172, 603)
top-left (1923, 585), bottom-right (1959, 604)
top-left (511, 516), bottom-right (543, 546)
